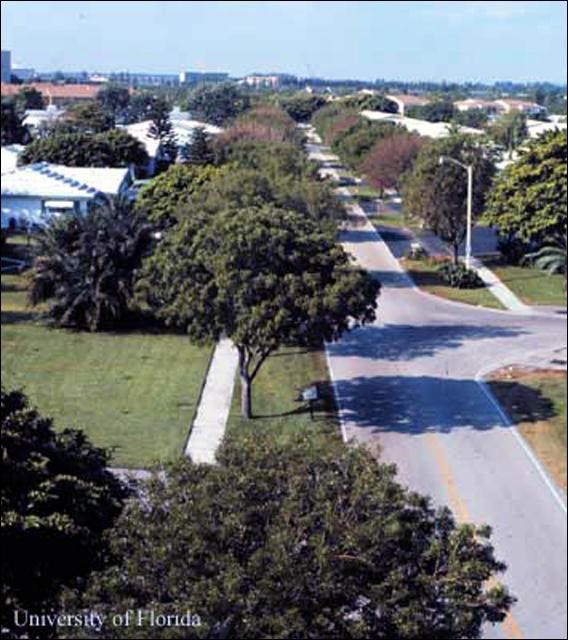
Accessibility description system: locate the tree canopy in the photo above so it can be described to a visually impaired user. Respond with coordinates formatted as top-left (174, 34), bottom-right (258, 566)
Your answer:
top-left (362, 132), bottom-right (425, 192)
top-left (484, 129), bottom-right (567, 244)
top-left (1, 98), bottom-right (29, 145)
top-left (62, 434), bottom-right (512, 639)
top-left (96, 84), bottom-right (131, 126)
top-left (18, 129), bottom-right (148, 172)
top-left (486, 111), bottom-right (528, 158)
top-left (279, 93), bottom-right (328, 122)
top-left (185, 83), bottom-right (251, 126)
top-left (402, 135), bottom-right (496, 262)
top-left (139, 207), bottom-right (379, 417)
top-left (63, 101), bottom-right (114, 134)
top-left (135, 163), bottom-right (228, 229)
top-left (1, 387), bottom-right (127, 637)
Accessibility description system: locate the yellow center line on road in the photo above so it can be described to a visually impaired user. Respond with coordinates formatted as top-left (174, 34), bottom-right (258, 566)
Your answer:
top-left (425, 432), bottom-right (524, 640)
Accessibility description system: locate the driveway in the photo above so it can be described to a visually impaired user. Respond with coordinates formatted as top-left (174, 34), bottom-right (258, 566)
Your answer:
top-left (326, 204), bottom-right (567, 640)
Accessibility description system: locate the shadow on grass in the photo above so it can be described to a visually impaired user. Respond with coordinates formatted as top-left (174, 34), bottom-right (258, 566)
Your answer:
top-left (253, 379), bottom-right (337, 422)
top-left (1, 310), bottom-right (38, 325)
top-left (490, 380), bottom-right (558, 424)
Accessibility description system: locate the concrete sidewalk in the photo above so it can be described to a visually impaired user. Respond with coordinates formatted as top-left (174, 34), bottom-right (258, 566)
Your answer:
top-left (185, 339), bottom-right (239, 464)
top-left (397, 222), bottom-right (530, 313)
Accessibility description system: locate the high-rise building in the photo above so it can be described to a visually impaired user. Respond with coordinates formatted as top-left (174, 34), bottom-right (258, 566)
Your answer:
top-left (1, 50), bottom-right (12, 83)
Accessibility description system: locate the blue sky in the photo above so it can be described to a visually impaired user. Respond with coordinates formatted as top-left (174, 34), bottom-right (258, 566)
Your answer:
top-left (2, 1), bottom-right (566, 82)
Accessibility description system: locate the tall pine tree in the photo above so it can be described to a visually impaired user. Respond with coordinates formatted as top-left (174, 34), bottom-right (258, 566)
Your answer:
top-left (148, 97), bottom-right (178, 168)
top-left (181, 126), bottom-right (214, 165)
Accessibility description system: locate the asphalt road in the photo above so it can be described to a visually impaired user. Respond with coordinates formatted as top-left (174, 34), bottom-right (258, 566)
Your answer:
top-left (326, 202), bottom-right (567, 639)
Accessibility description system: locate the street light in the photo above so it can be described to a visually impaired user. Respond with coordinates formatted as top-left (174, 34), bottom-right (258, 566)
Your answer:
top-left (439, 155), bottom-right (474, 269)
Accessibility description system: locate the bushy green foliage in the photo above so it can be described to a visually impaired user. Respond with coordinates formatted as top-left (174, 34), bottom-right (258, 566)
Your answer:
top-left (30, 197), bottom-right (153, 331)
top-left (279, 93), bottom-right (328, 122)
top-left (402, 135), bottom-right (496, 262)
top-left (453, 109), bottom-right (489, 129)
top-left (1, 387), bottom-right (127, 637)
top-left (215, 139), bottom-right (317, 180)
top-left (484, 129), bottom-right (567, 244)
top-left (407, 100), bottom-right (455, 122)
top-left (135, 163), bottom-right (228, 229)
top-left (96, 84), bottom-right (131, 125)
top-left (185, 83), bottom-right (251, 125)
top-left (333, 120), bottom-right (400, 170)
top-left (148, 96), bottom-right (178, 167)
top-left (311, 102), bottom-right (358, 142)
top-left (62, 434), bottom-right (512, 639)
top-left (63, 101), bottom-right (114, 133)
top-left (342, 92), bottom-right (399, 113)
top-left (1, 98), bottom-right (29, 145)
top-left (437, 261), bottom-right (485, 288)
top-left (139, 207), bottom-right (378, 417)
top-left (486, 111), bottom-right (528, 157)
top-left (180, 126), bottom-right (215, 165)
top-left (19, 129), bottom-right (149, 171)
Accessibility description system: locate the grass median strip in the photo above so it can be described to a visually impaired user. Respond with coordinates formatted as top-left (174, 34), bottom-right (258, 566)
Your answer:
top-left (484, 259), bottom-right (566, 307)
top-left (226, 347), bottom-right (341, 448)
top-left (1, 272), bottom-right (212, 469)
top-left (488, 368), bottom-right (567, 491)
top-left (402, 259), bottom-right (506, 310)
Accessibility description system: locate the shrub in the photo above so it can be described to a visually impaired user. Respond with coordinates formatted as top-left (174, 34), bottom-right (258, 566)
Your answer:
top-left (406, 243), bottom-right (429, 261)
top-left (437, 261), bottom-right (484, 289)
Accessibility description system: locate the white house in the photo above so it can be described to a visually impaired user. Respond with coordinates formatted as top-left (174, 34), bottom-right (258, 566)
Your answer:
top-left (121, 117), bottom-right (223, 175)
top-left (1, 163), bottom-right (132, 229)
top-left (361, 110), bottom-right (484, 139)
top-left (23, 105), bottom-right (66, 132)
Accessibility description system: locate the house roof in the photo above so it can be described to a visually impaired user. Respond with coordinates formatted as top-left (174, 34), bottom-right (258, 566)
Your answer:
top-left (1, 145), bottom-right (25, 174)
top-left (1, 163), bottom-right (130, 199)
top-left (494, 98), bottom-right (544, 110)
top-left (361, 110), bottom-right (484, 139)
top-left (454, 98), bottom-right (497, 109)
top-left (122, 118), bottom-right (223, 158)
top-left (387, 94), bottom-right (431, 107)
top-left (1, 82), bottom-right (101, 100)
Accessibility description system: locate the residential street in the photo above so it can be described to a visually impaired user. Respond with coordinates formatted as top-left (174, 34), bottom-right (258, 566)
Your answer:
top-left (326, 201), bottom-right (567, 639)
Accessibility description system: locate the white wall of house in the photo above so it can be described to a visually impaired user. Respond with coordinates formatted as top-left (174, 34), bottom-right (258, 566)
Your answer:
top-left (1, 195), bottom-right (89, 229)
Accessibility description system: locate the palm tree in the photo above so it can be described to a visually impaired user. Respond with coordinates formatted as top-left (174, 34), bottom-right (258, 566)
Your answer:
top-left (30, 196), bottom-right (153, 331)
top-left (524, 234), bottom-right (567, 293)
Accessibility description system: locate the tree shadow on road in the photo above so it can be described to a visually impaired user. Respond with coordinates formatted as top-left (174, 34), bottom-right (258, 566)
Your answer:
top-left (329, 324), bottom-right (528, 361)
top-left (333, 374), bottom-right (530, 435)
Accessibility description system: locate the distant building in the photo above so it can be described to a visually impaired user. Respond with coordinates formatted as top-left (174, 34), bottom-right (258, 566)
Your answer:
top-left (242, 74), bottom-right (281, 89)
top-left (1, 50), bottom-right (11, 83)
top-left (179, 71), bottom-right (229, 85)
top-left (454, 98), bottom-right (501, 114)
top-left (11, 66), bottom-right (36, 82)
top-left (108, 71), bottom-right (179, 87)
top-left (454, 97), bottom-right (546, 118)
top-left (1, 163), bottom-right (132, 229)
top-left (386, 94), bottom-right (431, 117)
top-left (1, 82), bottom-right (101, 105)
top-left (493, 98), bottom-right (546, 117)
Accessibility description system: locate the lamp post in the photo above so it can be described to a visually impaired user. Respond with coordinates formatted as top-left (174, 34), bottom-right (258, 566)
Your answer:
top-left (439, 155), bottom-right (473, 269)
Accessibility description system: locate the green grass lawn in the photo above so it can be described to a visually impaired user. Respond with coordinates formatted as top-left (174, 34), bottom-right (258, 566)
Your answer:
top-left (370, 212), bottom-right (412, 229)
top-left (226, 347), bottom-right (341, 449)
top-left (403, 259), bottom-right (506, 310)
top-left (489, 370), bottom-right (567, 491)
top-left (349, 184), bottom-right (382, 200)
top-left (1, 270), bottom-right (212, 469)
top-left (484, 259), bottom-right (566, 307)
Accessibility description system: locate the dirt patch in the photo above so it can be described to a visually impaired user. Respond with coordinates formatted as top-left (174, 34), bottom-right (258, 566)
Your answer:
top-left (488, 368), bottom-right (567, 492)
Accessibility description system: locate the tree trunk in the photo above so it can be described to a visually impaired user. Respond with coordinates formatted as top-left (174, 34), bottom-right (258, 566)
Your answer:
top-left (240, 374), bottom-right (252, 419)
top-left (453, 242), bottom-right (460, 265)
top-left (238, 348), bottom-right (253, 419)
